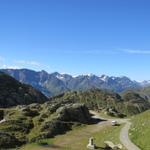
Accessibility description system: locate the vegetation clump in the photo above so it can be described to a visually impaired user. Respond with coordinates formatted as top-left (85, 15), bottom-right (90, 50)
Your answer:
top-left (0, 102), bottom-right (91, 148)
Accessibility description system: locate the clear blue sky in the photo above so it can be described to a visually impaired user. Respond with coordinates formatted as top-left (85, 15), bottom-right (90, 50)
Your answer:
top-left (0, 0), bottom-right (150, 81)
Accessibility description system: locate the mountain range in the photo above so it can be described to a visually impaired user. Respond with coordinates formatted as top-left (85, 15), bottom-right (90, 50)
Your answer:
top-left (0, 69), bottom-right (149, 96)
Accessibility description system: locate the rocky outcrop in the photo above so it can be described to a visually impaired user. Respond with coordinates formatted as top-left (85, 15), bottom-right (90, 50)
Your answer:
top-left (37, 103), bottom-right (91, 141)
top-left (56, 103), bottom-right (91, 123)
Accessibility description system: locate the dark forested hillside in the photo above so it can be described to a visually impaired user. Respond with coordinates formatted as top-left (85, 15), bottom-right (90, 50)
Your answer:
top-left (0, 72), bottom-right (48, 107)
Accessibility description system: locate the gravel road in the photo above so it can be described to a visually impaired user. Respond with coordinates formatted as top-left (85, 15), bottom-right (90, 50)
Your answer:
top-left (120, 121), bottom-right (141, 150)
top-left (90, 111), bottom-right (141, 150)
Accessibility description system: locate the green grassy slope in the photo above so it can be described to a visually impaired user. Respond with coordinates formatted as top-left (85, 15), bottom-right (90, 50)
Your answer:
top-left (20, 124), bottom-right (125, 150)
top-left (129, 110), bottom-right (150, 150)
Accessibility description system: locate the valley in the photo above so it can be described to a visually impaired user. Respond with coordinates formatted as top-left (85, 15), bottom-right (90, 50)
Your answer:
top-left (0, 71), bottom-right (149, 150)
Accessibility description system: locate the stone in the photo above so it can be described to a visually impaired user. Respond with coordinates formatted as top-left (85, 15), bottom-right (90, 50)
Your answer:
top-left (104, 141), bottom-right (122, 149)
top-left (87, 137), bottom-right (96, 149)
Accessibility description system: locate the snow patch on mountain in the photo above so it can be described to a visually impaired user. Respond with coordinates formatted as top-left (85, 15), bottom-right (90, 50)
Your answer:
top-left (100, 75), bottom-right (109, 81)
top-left (56, 75), bottom-right (64, 80)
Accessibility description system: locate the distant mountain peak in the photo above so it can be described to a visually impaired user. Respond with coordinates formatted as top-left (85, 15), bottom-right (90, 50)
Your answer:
top-left (140, 80), bottom-right (150, 87)
top-left (40, 70), bottom-right (48, 73)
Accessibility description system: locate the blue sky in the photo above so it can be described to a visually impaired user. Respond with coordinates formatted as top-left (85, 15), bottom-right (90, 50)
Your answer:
top-left (0, 0), bottom-right (150, 81)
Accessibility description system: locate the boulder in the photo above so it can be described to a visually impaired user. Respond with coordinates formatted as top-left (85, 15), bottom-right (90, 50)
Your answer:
top-left (56, 103), bottom-right (91, 124)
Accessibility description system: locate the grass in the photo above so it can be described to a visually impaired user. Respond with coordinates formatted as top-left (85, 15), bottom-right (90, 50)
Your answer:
top-left (20, 122), bottom-right (125, 150)
top-left (98, 111), bottom-right (121, 119)
top-left (129, 109), bottom-right (150, 150)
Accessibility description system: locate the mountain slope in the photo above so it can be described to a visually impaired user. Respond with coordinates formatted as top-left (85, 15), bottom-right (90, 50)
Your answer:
top-left (138, 86), bottom-right (150, 101)
top-left (0, 72), bottom-right (48, 107)
top-left (121, 90), bottom-right (150, 115)
top-left (0, 69), bottom-right (142, 96)
top-left (129, 86), bottom-right (150, 103)
top-left (52, 89), bottom-right (150, 116)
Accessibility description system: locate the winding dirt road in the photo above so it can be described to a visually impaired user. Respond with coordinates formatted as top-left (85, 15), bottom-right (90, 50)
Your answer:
top-left (120, 121), bottom-right (140, 150)
top-left (90, 111), bottom-right (141, 150)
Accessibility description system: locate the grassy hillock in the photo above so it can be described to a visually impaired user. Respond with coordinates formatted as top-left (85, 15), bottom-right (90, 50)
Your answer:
top-left (129, 110), bottom-right (150, 150)
top-left (52, 89), bottom-right (150, 116)
top-left (0, 72), bottom-right (48, 107)
top-left (0, 102), bottom-right (91, 148)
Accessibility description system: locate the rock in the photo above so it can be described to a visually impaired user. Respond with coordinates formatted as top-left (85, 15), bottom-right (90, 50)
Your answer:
top-left (104, 141), bottom-right (122, 149)
top-left (56, 103), bottom-right (91, 124)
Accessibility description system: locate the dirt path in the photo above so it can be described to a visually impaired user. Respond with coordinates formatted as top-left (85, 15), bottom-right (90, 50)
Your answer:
top-left (91, 111), bottom-right (141, 150)
top-left (120, 121), bottom-right (141, 150)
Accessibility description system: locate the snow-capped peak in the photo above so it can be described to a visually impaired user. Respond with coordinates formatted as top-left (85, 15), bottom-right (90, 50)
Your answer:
top-left (87, 73), bottom-right (95, 77)
top-left (100, 75), bottom-right (109, 81)
top-left (56, 74), bottom-right (65, 80)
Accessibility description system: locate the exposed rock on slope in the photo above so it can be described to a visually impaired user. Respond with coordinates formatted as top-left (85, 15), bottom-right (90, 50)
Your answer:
top-left (56, 103), bottom-right (91, 124)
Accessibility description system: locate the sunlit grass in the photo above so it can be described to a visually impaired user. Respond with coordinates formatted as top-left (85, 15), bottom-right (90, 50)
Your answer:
top-left (20, 123), bottom-right (125, 150)
top-left (129, 110), bottom-right (150, 150)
